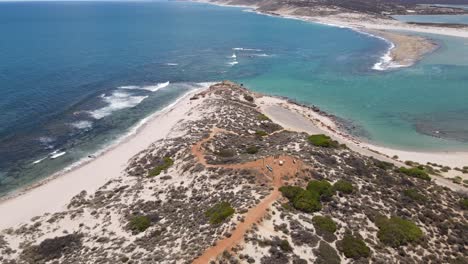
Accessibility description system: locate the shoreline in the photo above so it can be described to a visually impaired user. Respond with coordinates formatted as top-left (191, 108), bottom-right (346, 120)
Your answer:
top-left (258, 95), bottom-right (468, 191)
top-left (0, 87), bottom-right (204, 203)
top-left (189, 0), bottom-right (467, 70)
top-left (0, 87), bottom-right (207, 229)
top-left (0, 82), bottom-right (466, 230)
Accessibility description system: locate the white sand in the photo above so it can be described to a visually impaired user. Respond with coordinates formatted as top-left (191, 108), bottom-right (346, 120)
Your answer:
top-left (0, 90), bottom-right (205, 229)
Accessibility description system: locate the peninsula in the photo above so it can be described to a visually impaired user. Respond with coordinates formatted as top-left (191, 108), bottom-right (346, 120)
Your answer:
top-left (0, 82), bottom-right (466, 263)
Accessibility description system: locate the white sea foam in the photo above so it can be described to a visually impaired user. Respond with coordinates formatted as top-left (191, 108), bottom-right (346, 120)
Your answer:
top-left (50, 151), bottom-right (66, 159)
top-left (371, 40), bottom-right (405, 71)
top-left (233, 47), bottom-right (262, 51)
top-left (118, 81), bottom-right (170, 92)
top-left (231, 53), bottom-right (237, 58)
top-left (228, 61), bottom-right (239, 66)
top-left (71, 120), bottom-right (93, 130)
top-left (57, 82), bottom-right (213, 176)
top-left (88, 91), bottom-right (148, 119)
top-left (32, 157), bottom-right (47, 165)
top-left (165, 63), bottom-right (178, 66)
top-left (252, 53), bottom-right (271, 57)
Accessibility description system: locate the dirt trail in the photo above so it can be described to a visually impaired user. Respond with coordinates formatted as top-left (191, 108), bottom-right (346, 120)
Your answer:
top-left (192, 128), bottom-right (304, 264)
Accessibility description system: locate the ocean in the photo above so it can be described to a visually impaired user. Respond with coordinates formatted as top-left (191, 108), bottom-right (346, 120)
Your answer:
top-left (0, 1), bottom-right (467, 196)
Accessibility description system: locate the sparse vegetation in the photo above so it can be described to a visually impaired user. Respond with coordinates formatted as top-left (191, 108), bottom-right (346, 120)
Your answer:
top-left (149, 157), bottom-right (174, 177)
top-left (375, 160), bottom-right (393, 170)
top-left (216, 149), bottom-right (236, 157)
top-left (205, 201), bottom-right (235, 225)
top-left (129, 215), bottom-right (151, 233)
top-left (308, 134), bottom-right (339, 148)
top-left (246, 145), bottom-right (259, 154)
top-left (255, 130), bottom-right (268, 137)
top-left (397, 167), bottom-right (431, 181)
top-left (376, 216), bottom-right (423, 247)
top-left (312, 215), bottom-right (337, 233)
top-left (244, 94), bottom-right (254, 102)
top-left (403, 188), bottom-right (427, 202)
top-left (333, 180), bottom-right (354, 194)
top-left (314, 241), bottom-right (340, 264)
top-left (21, 234), bottom-right (83, 262)
top-left (337, 233), bottom-right (371, 259)
top-left (257, 114), bottom-right (270, 121)
top-left (460, 198), bottom-right (468, 210)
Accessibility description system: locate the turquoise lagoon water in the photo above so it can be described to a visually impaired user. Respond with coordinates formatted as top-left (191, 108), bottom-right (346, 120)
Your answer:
top-left (0, 1), bottom-right (467, 195)
top-left (393, 14), bottom-right (468, 25)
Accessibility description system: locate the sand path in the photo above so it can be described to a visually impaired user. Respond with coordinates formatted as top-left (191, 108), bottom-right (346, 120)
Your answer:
top-left (192, 128), bottom-right (303, 263)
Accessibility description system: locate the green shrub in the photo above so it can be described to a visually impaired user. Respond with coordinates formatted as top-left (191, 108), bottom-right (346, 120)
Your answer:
top-left (397, 167), bottom-right (431, 181)
top-left (307, 180), bottom-right (334, 199)
top-left (279, 186), bottom-right (304, 200)
top-left (149, 157), bottom-right (174, 177)
top-left (312, 215), bottom-right (337, 233)
top-left (257, 114), bottom-right (270, 121)
top-left (375, 160), bottom-right (394, 170)
top-left (308, 134), bottom-right (339, 148)
top-left (205, 201), bottom-right (235, 225)
top-left (460, 198), bottom-right (468, 210)
top-left (255, 130), bottom-right (268, 137)
top-left (314, 241), bottom-right (340, 264)
top-left (333, 180), bottom-right (354, 194)
top-left (246, 146), bottom-right (259, 154)
top-left (403, 189), bottom-right (427, 202)
top-left (216, 149), bottom-right (236, 157)
top-left (244, 94), bottom-right (254, 102)
top-left (376, 216), bottom-right (423, 247)
top-left (129, 215), bottom-right (151, 233)
top-left (452, 176), bottom-right (462, 184)
top-left (337, 233), bottom-right (371, 259)
top-left (292, 190), bottom-right (321, 213)
top-left (279, 239), bottom-right (292, 252)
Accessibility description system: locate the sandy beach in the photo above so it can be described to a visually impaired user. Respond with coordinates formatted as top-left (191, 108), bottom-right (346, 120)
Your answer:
top-left (0, 89), bottom-right (205, 229)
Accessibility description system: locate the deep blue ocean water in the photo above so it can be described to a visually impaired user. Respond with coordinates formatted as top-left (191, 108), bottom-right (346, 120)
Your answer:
top-left (0, 1), bottom-right (467, 196)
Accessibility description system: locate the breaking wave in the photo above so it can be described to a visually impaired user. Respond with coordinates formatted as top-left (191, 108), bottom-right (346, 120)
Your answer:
top-left (88, 91), bottom-right (148, 119)
top-left (118, 81), bottom-right (170, 92)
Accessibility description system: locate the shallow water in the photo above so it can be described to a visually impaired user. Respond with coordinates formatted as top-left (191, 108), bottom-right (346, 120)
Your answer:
top-left (393, 14), bottom-right (468, 25)
top-left (0, 1), bottom-right (467, 196)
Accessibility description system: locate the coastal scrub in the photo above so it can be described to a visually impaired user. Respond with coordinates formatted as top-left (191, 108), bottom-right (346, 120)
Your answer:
top-left (337, 233), bottom-right (371, 259)
top-left (376, 216), bottom-right (423, 247)
top-left (398, 167), bottom-right (431, 181)
top-left (205, 201), bottom-right (235, 225)
top-left (333, 180), bottom-right (354, 194)
top-left (308, 134), bottom-right (339, 148)
top-left (312, 215), bottom-right (337, 233)
top-left (129, 215), bottom-right (151, 233)
top-left (149, 157), bottom-right (174, 177)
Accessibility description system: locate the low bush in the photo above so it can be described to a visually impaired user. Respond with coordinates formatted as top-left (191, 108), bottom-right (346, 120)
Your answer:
top-left (308, 134), bottom-right (339, 148)
top-left (312, 215), bottom-right (337, 233)
top-left (337, 233), bottom-right (371, 259)
top-left (129, 215), bottom-right (151, 233)
top-left (292, 190), bottom-right (321, 213)
top-left (205, 201), bottom-right (235, 225)
top-left (402, 188), bottom-right (427, 202)
top-left (255, 130), bottom-right (268, 137)
top-left (314, 241), bottom-right (340, 264)
top-left (257, 114), bottom-right (270, 121)
top-left (333, 180), bottom-right (354, 194)
top-left (279, 239), bottom-right (292, 252)
top-left (246, 146), bottom-right (259, 154)
top-left (148, 157), bottom-right (174, 177)
top-left (460, 198), bottom-right (468, 210)
top-left (307, 180), bottom-right (334, 199)
top-left (397, 167), bottom-right (431, 181)
top-left (376, 216), bottom-right (423, 247)
top-left (374, 160), bottom-right (394, 170)
top-left (279, 186), bottom-right (304, 200)
top-left (244, 94), bottom-right (254, 102)
top-left (216, 149), bottom-right (236, 158)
